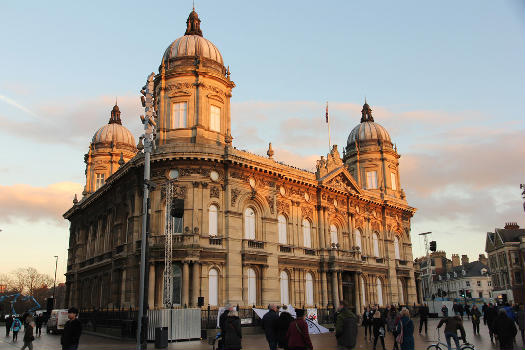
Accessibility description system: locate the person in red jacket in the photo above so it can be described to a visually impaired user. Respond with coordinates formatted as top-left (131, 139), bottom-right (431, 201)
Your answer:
top-left (286, 309), bottom-right (313, 350)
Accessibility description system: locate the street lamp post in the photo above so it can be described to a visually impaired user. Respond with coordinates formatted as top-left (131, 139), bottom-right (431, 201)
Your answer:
top-left (418, 232), bottom-right (433, 309)
top-left (53, 256), bottom-right (58, 308)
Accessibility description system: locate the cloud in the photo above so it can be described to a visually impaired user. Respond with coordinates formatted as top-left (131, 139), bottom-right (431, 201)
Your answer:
top-left (0, 95), bottom-right (143, 147)
top-left (0, 94), bottom-right (38, 116)
top-left (0, 182), bottom-right (83, 224)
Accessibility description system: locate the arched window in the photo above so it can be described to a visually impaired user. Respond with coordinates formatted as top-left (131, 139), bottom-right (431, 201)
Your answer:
top-left (398, 278), bottom-right (404, 305)
top-left (373, 233), bottom-right (380, 257)
top-left (302, 219), bottom-right (311, 248)
top-left (247, 268), bottom-right (257, 305)
top-left (244, 208), bottom-right (255, 240)
top-left (330, 224), bottom-right (338, 245)
top-left (394, 235), bottom-right (400, 260)
top-left (305, 272), bottom-right (314, 306)
top-left (376, 278), bottom-right (383, 306)
top-left (354, 229), bottom-right (362, 251)
top-left (278, 215), bottom-right (287, 244)
top-left (172, 264), bottom-right (182, 305)
top-left (280, 271), bottom-right (289, 305)
top-left (209, 268), bottom-right (219, 306)
top-left (209, 205), bottom-right (218, 237)
top-left (360, 276), bottom-right (366, 306)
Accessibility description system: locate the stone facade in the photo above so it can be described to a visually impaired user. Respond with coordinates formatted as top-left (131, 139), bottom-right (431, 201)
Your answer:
top-left (64, 10), bottom-right (417, 313)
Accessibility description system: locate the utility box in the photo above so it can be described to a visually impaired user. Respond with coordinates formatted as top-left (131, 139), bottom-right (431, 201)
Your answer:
top-left (155, 327), bottom-right (168, 349)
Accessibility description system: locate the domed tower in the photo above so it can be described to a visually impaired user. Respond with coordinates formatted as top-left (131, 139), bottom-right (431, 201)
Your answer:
top-left (343, 101), bottom-right (404, 199)
top-left (154, 9), bottom-right (235, 148)
top-left (83, 103), bottom-right (137, 195)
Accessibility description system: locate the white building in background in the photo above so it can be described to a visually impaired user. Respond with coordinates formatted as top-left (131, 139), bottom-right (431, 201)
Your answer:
top-left (432, 260), bottom-right (492, 299)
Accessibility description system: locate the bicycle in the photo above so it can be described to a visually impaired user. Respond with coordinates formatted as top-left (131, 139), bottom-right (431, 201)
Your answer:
top-left (426, 330), bottom-right (475, 350)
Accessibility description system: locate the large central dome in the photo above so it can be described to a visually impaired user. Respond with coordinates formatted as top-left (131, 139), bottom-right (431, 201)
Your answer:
top-left (161, 10), bottom-right (224, 66)
top-left (347, 101), bottom-right (391, 147)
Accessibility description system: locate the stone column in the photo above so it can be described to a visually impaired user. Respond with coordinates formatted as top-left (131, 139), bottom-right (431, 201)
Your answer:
top-left (192, 262), bottom-right (201, 307)
top-left (121, 269), bottom-right (127, 306)
top-left (321, 271), bottom-right (328, 307)
top-left (338, 271), bottom-right (343, 302)
top-left (317, 206), bottom-right (325, 249)
top-left (354, 272), bottom-right (361, 313)
top-left (148, 264), bottom-right (155, 309)
top-left (331, 270), bottom-right (339, 309)
top-left (182, 262), bottom-right (190, 307)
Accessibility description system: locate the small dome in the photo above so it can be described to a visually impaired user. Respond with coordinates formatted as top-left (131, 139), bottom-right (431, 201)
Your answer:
top-left (347, 121), bottom-right (391, 146)
top-left (92, 104), bottom-right (136, 147)
top-left (163, 35), bottom-right (223, 65)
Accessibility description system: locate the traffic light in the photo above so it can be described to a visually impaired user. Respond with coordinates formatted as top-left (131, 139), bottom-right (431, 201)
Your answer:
top-left (460, 289), bottom-right (465, 298)
top-left (466, 290), bottom-right (472, 299)
top-left (429, 241), bottom-right (437, 252)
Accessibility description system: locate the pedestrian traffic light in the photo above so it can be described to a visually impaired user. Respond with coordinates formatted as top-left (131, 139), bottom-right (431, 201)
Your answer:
top-left (429, 241), bottom-right (437, 252)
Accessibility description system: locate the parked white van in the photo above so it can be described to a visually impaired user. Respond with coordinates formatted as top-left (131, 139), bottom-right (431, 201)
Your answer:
top-left (46, 309), bottom-right (69, 334)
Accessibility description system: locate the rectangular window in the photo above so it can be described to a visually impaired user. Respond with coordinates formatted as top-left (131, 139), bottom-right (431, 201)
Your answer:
top-left (366, 171), bottom-right (378, 189)
top-left (477, 281), bottom-right (481, 287)
top-left (172, 102), bottom-right (187, 128)
top-left (466, 281), bottom-right (470, 287)
top-left (95, 173), bottom-right (105, 190)
top-left (210, 105), bottom-right (221, 132)
top-left (478, 291), bottom-right (483, 298)
top-left (514, 271), bottom-right (523, 284)
top-left (391, 172), bottom-right (397, 190)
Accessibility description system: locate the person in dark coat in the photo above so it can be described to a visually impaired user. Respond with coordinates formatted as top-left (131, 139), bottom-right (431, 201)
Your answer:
top-left (391, 313), bottom-right (401, 350)
top-left (372, 310), bottom-right (386, 350)
top-left (277, 306), bottom-right (294, 349)
top-left (493, 309), bottom-right (517, 350)
top-left (399, 308), bottom-right (414, 350)
top-left (470, 305), bottom-right (481, 335)
top-left (35, 314), bottom-right (44, 337)
top-left (362, 306), bottom-right (373, 341)
top-left (219, 305), bottom-right (233, 350)
top-left (286, 309), bottom-right (313, 350)
top-left (223, 310), bottom-right (242, 350)
top-left (262, 304), bottom-right (280, 350)
top-left (464, 304), bottom-right (470, 320)
top-left (485, 303), bottom-right (498, 342)
top-left (61, 308), bottom-right (82, 350)
top-left (335, 301), bottom-right (358, 349)
top-left (482, 303), bottom-right (488, 325)
top-left (20, 320), bottom-right (34, 350)
top-left (5, 315), bottom-right (13, 337)
top-left (441, 304), bottom-right (449, 317)
top-left (417, 303), bottom-right (429, 335)
top-left (437, 316), bottom-right (467, 350)
top-left (458, 304), bottom-right (464, 319)
top-left (514, 305), bottom-right (524, 344)
top-left (452, 303), bottom-right (459, 316)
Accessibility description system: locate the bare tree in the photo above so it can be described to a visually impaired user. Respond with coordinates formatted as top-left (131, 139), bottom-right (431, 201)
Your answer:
top-left (11, 267), bottom-right (53, 295)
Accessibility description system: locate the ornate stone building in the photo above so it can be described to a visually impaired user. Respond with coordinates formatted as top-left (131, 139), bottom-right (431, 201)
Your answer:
top-left (64, 10), bottom-right (417, 312)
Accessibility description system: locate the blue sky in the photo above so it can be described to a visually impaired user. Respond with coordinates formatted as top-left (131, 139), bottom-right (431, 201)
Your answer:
top-left (1, 0), bottom-right (524, 280)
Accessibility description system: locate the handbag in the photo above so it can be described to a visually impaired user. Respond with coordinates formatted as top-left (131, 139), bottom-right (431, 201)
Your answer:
top-left (395, 321), bottom-right (403, 344)
top-left (379, 326), bottom-right (385, 337)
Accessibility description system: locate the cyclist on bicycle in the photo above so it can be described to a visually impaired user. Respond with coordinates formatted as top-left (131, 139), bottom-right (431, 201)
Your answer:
top-left (437, 315), bottom-right (467, 350)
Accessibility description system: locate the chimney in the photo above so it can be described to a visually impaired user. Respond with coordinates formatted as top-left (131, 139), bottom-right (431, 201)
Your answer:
top-left (504, 222), bottom-right (519, 230)
top-left (452, 254), bottom-right (460, 267)
top-left (479, 254), bottom-right (488, 266)
top-left (461, 254), bottom-right (469, 265)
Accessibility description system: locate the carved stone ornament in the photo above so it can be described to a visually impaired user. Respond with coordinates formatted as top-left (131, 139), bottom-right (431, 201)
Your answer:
top-left (327, 174), bottom-right (355, 194)
top-left (277, 200), bottom-right (290, 215)
top-left (355, 217), bottom-right (364, 229)
top-left (200, 83), bottom-right (225, 96)
top-left (301, 206), bottom-right (313, 219)
top-left (210, 186), bottom-right (220, 199)
top-left (151, 168), bottom-right (166, 179)
top-left (371, 221), bottom-right (381, 232)
top-left (173, 185), bottom-right (187, 199)
top-left (166, 82), bottom-right (194, 91)
top-left (265, 195), bottom-right (275, 214)
top-left (179, 167), bottom-right (212, 178)
top-left (231, 189), bottom-right (241, 206)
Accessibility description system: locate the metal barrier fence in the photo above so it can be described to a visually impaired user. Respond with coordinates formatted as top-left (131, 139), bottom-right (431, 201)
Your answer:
top-left (78, 308), bottom-right (138, 338)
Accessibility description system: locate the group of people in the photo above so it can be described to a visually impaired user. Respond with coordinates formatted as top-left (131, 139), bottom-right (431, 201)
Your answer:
top-left (217, 304), bottom-right (314, 350)
top-left (3, 308), bottom-right (82, 350)
top-left (362, 304), bottom-right (415, 350)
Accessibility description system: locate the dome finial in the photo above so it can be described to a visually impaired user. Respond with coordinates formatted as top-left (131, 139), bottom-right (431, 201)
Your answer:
top-left (360, 98), bottom-right (374, 123)
top-left (109, 102), bottom-right (122, 125)
top-left (185, 7), bottom-right (202, 36)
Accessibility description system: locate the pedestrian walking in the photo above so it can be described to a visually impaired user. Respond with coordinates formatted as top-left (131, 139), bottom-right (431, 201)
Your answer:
top-left (514, 305), bottom-right (524, 344)
top-left (20, 320), bottom-right (34, 350)
top-left (286, 309), bottom-right (313, 350)
top-left (219, 305), bottom-right (234, 350)
top-left (11, 317), bottom-right (21, 342)
top-left (35, 314), bottom-right (43, 337)
top-left (437, 315), bottom-right (467, 350)
top-left (262, 304), bottom-right (279, 350)
top-left (362, 306), bottom-right (373, 341)
top-left (277, 306), bottom-right (294, 349)
top-left (493, 309), bottom-right (517, 350)
top-left (452, 303), bottom-right (459, 317)
top-left (5, 315), bottom-right (13, 337)
top-left (470, 305), bottom-right (481, 335)
top-left (482, 303), bottom-right (488, 325)
top-left (60, 308), bottom-right (82, 350)
top-left (441, 304), bottom-right (449, 317)
top-left (417, 303), bottom-right (429, 335)
top-left (399, 308), bottom-right (414, 350)
top-left (485, 303), bottom-right (498, 342)
top-left (335, 301), bottom-right (357, 350)
top-left (386, 306), bottom-right (397, 334)
top-left (458, 304), bottom-right (464, 320)
top-left (372, 311), bottom-right (386, 350)
top-left (464, 304), bottom-right (470, 320)
top-left (223, 310), bottom-right (242, 350)
top-left (392, 313), bottom-right (401, 350)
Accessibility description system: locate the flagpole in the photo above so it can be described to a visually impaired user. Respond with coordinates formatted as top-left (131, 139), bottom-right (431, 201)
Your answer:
top-left (326, 102), bottom-right (331, 152)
